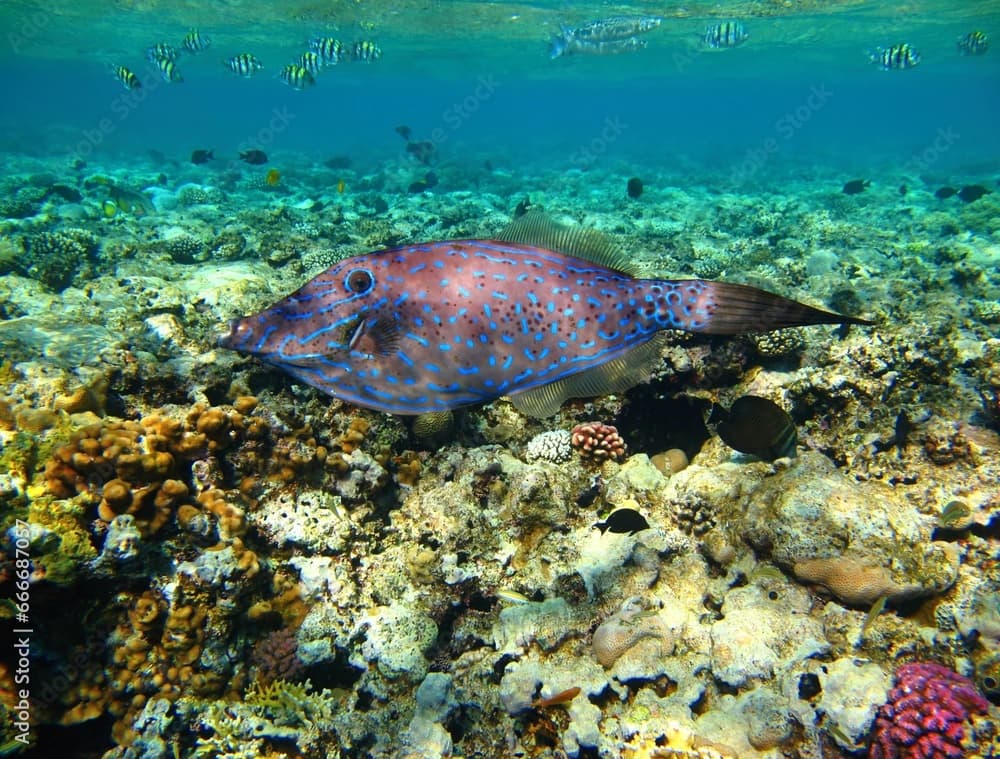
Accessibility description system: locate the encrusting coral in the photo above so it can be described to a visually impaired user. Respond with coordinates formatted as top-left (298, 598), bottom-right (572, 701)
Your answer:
top-left (869, 661), bottom-right (989, 759)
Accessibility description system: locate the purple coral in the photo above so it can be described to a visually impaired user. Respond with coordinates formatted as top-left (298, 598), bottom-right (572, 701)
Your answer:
top-left (870, 661), bottom-right (989, 759)
top-left (251, 627), bottom-right (305, 684)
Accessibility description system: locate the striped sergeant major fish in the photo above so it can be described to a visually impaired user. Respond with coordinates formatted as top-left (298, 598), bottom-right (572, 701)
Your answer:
top-left (226, 53), bottom-right (263, 77)
top-left (220, 212), bottom-right (873, 418)
top-left (146, 43), bottom-right (179, 63)
top-left (351, 40), bottom-right (382, 62)
top-left (310, 37), bottom-right (345, 65)
top-left (957, 30), bottom-right (988, 56)
top-left (280, 64), bottom-right (315, 90)
top-left (297, 51), bottom-right (323, 75)
top-left (703, 21), bottom-right (748, 49)
top-left (869, 43), bottom-right (920, 70)
top-left (110, 64), bottom-right (141, 90)
top-left (151, 56), bottom-right (182, 83)
top-left (182, 29), bottom-right (211, 54)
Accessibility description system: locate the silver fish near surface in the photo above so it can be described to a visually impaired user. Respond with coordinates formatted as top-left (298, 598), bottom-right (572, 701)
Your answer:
top-left (551, 36), bottom-right (648, 58)
top-left (220, 213), bottom-right (872, 418)
top-left (563, 16), bottom-right (663, 43)
top-left (551, 15), bottom-right (661, 59)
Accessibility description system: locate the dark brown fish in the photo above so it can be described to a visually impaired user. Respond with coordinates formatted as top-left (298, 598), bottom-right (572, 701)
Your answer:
top-left (406, 140), bottom-right (436, 165)
top-left (191, 149), bottom-right (214, 165)
top-left (935, 186), bottom-right (957, 199)
top-left (842, 179), bottom-right (870, 195)
top-left (627, 177), bottom-right (643, 199)
top-left (957, 184), bottom-right (990, 203)
top-left (240, 149), bottom-right (268, 165)
top-left (713, 395), bottom-right (797, 461)
top-left (593, 508), bottom-right (649, 535)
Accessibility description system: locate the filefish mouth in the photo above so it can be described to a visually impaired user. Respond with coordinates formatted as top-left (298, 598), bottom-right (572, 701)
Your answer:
top-left (217, 318), bottom-right (250, 351)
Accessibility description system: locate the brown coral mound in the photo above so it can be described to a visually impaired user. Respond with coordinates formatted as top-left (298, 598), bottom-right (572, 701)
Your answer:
top-left (43, 403), bottom-right (253, 536)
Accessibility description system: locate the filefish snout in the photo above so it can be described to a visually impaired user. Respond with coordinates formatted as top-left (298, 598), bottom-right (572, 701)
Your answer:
top-left (218, 318), bottom-right (254, 352)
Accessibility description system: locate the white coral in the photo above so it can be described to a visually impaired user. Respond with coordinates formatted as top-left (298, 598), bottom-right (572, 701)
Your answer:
top-left (525, 429), bottom-right (573, 463)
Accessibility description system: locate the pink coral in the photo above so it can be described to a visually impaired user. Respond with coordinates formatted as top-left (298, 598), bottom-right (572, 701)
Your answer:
top-left (571, 422), bottom-right (627, 463)
top-left (870, 661), bottom-right (989, 759)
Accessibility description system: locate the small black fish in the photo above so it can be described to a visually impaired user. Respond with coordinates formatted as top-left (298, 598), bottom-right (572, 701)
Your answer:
top-left (191, 149), bottom-right (214, 165)
top-left (395, 125), bottom-right (412, 141)
top-left (593, 508), bottom-right (649, 536)
top-left (514, 197), bottom-right (532, 217)
top-left (627, 177), bottom-right (643, 199)
top-left (240, 149), bottom-right (268, 165)
top-left (935, 186), bottom-right (957, 199)
top-left (484, 159), bottom-right (494, 172)
top-left (898, 184), bottom-right (907, 196)
top-left (407, 172), bottom-right (438, 193)
top-left (894, 411), bottom-right (911, 455)
top-left (842, 179), bottom-right (870, 195)
top-left (324, 155), bottom-right (352, 170)
top-left (957, 184), bottom-right (990, 203)
top-left (713, 395), bottom-right (797, 461)
top-left (46, 184), bottom-right (82, 203)
top-left (407, 140), bottom-right (436, 165)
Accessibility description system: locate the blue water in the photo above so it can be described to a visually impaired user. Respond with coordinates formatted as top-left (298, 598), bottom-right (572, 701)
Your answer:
top-left (1, 3), bottom-right (998, 183)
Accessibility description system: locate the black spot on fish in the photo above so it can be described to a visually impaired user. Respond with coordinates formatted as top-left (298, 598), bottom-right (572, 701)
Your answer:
top-left (842, 179), bottom-right (870, 195)
top-left (935, 186), bottom-right (957, 199)
top-left (627, 177), bottom-right (644, 199)
top-left (713, 395), bottom-right (797, 461)
top-left (958, 184), bottom-right (990, 203)
top-left (593, 507), bottom-right (649, 536)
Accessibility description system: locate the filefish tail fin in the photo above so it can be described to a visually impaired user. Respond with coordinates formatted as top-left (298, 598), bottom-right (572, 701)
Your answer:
top-left (689, 281), bottom-right (874, 335)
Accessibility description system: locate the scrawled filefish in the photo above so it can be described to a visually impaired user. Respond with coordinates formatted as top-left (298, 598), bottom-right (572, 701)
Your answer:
top-left (220, 213), bottom-right (872, 417)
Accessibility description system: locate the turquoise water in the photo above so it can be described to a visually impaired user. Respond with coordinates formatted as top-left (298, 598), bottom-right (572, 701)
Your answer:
top-left (2, 2), bottom-right (1000, 758)
top-left (1, 2), bottom-right (998, 176)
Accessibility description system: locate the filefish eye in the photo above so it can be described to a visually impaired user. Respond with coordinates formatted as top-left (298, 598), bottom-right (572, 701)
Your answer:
top-left (344, 268), bottom-right (374, 294)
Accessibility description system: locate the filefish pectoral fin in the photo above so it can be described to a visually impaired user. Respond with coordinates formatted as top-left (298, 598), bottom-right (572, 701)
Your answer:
top-left (687, 281), bottom-right (874, 335)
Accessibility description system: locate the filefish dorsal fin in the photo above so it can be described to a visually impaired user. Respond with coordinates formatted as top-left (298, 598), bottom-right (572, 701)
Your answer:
top-left (509, 333), bottom-right (669, 417)
top-left (496, 210), bottom-right (639, 276)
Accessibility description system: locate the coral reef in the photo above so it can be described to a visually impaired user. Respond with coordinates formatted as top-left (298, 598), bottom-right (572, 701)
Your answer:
top-left (1, 128), bottom-right (999, 759)
top-left (870, 661), bottom-right (990, 759)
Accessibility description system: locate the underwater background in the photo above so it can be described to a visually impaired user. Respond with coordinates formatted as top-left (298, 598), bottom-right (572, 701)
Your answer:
top-left (1, 1), bottom-right (1000, 758)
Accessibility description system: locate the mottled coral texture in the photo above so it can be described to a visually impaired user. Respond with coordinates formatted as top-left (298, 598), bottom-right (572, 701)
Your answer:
top-left (869, 661), bottom-right (988, 759)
